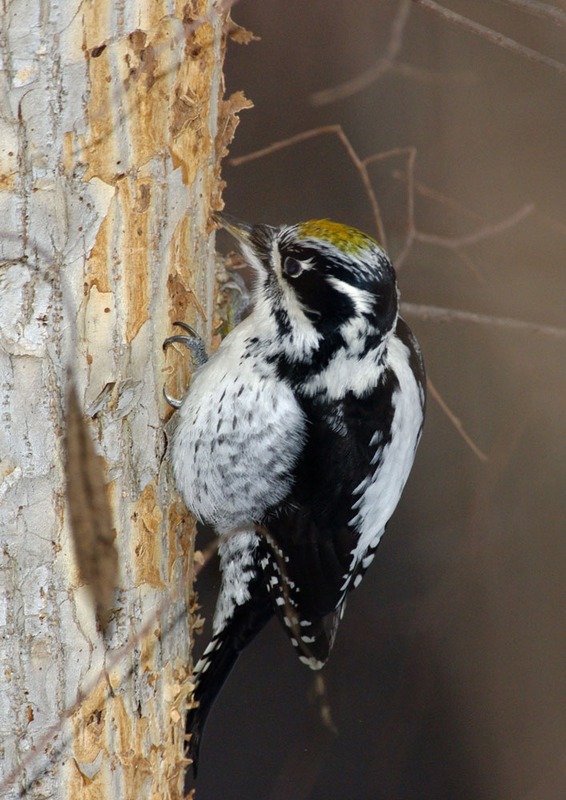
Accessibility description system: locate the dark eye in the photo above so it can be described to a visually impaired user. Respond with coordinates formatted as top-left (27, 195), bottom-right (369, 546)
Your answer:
top-left (283, 256), bottom-right (304, 278)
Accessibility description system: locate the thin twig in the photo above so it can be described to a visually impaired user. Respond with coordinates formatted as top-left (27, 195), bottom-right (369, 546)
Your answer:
top-left (229, 126), bottom-right (388, 246)
top-left (415, 203), bottom-right (534, 249)
top-left (491, 0), bottom-right (566, 27)
top-left (391, 169), bottom-right (487, 224)
top-left (392, 61), bottom-right (477, 86)
top-left (452, 248), bottom-right (486, 284)
top-left (229, 127), bottom-right (552, 467)
top-left (368, 155), bottom-right (532, 276)
top-left (402, 302), bottom-right (566, 339)
top-left (364, 147), bottom-right (418, 270)
top-left (389, 174), bottom-right (535, 279)
top-left (427, 378), bottom-right (489, 462)
top-left (310, 0), bottom-right (412, 106)
top-left (412, 0), bottom-right (566, 77)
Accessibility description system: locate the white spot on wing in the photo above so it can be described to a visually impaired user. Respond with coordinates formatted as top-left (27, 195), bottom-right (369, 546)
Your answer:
top-left (362, 553), bottom-right (375, 569)
top-left (299, 655), bottom-right (325, 670)
top-left (197, 659), bottom-right (211, 674)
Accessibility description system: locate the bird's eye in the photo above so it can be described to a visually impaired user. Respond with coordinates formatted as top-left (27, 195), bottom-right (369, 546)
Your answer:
top-left (283, 257), bottom-right (304, 278)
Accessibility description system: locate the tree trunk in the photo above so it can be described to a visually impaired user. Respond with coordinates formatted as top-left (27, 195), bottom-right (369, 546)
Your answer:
top-left (0, 2), bottom-right (246, 797)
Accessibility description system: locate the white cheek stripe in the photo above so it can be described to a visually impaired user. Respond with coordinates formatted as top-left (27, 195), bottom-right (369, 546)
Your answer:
top-left (328, 277), bottom-right (374, 315)
top-left (271, 237), bottom-right (282, 277)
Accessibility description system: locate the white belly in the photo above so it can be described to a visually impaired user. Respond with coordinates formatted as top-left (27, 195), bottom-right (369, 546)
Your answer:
top-left (171, 325), bottom-right (306, 531)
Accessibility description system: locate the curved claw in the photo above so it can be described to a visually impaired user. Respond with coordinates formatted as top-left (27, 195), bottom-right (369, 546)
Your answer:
top-left (171, 320), bottom-right (199, 337)
top-left (163, 322), bottom-right (209, 409)
top-left (163, 385), bottom-right (182, 409)
top-left (163, 322), bottom-right (208, 367)
top-left (163, 334), bottom-right (195, 348)
top-left (162, 335), bottom-right (185, 408)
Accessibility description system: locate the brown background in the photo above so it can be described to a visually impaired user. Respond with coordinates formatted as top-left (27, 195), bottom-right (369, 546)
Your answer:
top-left (194, 2), bottom-right (566, 798)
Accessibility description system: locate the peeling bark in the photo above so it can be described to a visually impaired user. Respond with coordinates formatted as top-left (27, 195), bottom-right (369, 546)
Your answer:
top-left (0, 1), bottom-right (247, 798)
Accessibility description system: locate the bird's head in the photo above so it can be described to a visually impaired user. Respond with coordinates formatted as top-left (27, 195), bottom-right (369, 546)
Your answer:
top-left (214, 212), bottom-right (399, 365)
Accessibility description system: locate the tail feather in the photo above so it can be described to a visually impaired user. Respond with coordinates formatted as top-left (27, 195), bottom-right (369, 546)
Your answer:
top-left (184, 578), bottom-right (273, 786)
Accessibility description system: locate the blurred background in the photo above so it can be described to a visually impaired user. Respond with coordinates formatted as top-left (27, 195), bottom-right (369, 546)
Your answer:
top-left (195, 2), bottom-right (566, 798)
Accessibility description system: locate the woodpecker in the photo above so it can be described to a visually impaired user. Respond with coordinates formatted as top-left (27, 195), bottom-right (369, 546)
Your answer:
top-left (165, 213), bottom-right (426, 779)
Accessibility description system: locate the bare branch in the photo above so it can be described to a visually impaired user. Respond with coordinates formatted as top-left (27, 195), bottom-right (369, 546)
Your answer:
top-left (310, 0), bottom-right (412, 106)
top-left (392, 61), bottom-right (477, 86)
top-left (364, 147), bottom-right (418, 270)
top-left (427, 378), bottom-right (489, 462)
top-left (391, 169), bottom-right (486, 224)
top-left (229, 128), bottom-right (556, 470)
top-left (366, 152), bottom-right (532, 276)
top-left (229, 126), bottom-right (388, 246)
top-left (452, 248), bottom-right (486, 284)
top-left (402, 302), bottom-right (566, 339)
top-left (310, 0), bottom-right (477, 108)
top-left (413, 0), bottom-right (566, 76)
top-left (415, 203), bottom-right (535, 249)
top-left (492, 0), bottom-right (566, 27)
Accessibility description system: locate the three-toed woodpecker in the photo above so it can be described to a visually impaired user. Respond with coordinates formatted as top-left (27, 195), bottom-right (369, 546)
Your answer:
top-left (166, 213), bottom-right (426, 777)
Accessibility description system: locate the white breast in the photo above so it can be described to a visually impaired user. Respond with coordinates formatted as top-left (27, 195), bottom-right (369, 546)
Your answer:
top-left (171, 318), bottom-right (306, 531)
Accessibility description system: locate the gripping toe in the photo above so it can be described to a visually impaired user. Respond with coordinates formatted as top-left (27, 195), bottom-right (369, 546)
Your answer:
top-left (163, 322), bottom-right (208, 407)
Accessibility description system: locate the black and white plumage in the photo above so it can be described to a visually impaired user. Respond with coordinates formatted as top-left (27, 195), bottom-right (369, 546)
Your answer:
top-left (168, 214), bottom-right (426, 778)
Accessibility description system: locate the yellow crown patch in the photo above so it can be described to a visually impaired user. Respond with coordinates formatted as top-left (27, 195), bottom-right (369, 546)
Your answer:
top-left (297, 219), bottom-right (380, 255)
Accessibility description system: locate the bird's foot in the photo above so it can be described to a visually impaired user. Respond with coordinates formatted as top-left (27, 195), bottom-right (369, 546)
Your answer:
top-left (163, 321), bottom-right (208, 408)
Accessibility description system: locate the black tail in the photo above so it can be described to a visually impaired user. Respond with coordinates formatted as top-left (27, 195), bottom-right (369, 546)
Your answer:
top-left (184, 582), bottom-right (274, 788)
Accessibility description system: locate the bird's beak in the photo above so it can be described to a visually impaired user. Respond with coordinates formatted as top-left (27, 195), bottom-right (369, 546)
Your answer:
top-left (212, 211), bottom-right (276, 262)
top-left (212, 211), bottom-right (254, 243)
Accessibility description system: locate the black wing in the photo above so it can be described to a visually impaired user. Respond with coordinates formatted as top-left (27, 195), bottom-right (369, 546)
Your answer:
top-left (263, 369), bottom-right (398, 667)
